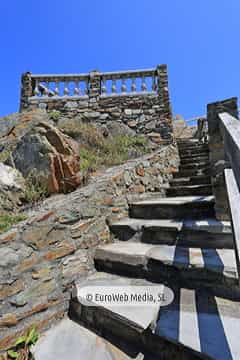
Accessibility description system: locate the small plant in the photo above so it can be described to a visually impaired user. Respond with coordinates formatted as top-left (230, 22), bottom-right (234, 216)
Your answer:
top-left (49, 110), bottom-right (61, 121)
top-left (24, 170), bottom-right (48, 204)
top-left (7, 327), bottom-right (39, 360)
top-left (0, 150), bottom-right (10, 163)
top-left (0, 213), bottom-right (27, 234)
top-left (79, 147), bottom-right (99, 174)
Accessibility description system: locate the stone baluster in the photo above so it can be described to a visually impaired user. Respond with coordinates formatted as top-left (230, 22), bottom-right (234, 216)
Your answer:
top-left (141, 77), bottom-right (147, 92)
top-left (43, 82), bottom-right (49, 96)
top-left (131, 78), bottom-right (137, 93)
top-left (54, 81), bottom-right (60, 96)
top-left (111, 79), bottom-right (117, 94)
top-left (34, 80), bottom-right (40, 97)
top-left (121, 78), bottom-right (127, 94)
top-left (64, 81), bottom-right (69, 96)
top-left (74, 80), bottom-right (80, 96)
top-left (152, 75), bottom-right (157, 92)
top-left (84, 81), bottom-right (88, 96)
top-left (101, 78), bottom-right (107, 96)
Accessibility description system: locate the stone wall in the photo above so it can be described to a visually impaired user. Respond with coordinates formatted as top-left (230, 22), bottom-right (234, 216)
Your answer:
top-left (0, 143), bottom-right (179, 353)
top-left (20, 65), bottom-right (173, 141)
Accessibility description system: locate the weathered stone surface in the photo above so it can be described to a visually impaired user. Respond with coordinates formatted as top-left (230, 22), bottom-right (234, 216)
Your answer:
top-left (11, 280), bottom-right (57, 307)
top-left (32, 318), bottom-right (136, 360)
top-left (12, 121), bottom-right (82, 194)
top-left (0, 280), bottom-right (24, 300)
top-left (0, 247), bottom-right (19, 267)
top-left (0, 113), bottom-right (20, 138)
top-left (0, 143), bottom-right (178, 352)
top-left (44, 240), bottom-right (76, 261)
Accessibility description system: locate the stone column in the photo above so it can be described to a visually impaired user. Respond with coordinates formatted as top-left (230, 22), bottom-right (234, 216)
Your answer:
top-left (207, 97), bottom-right (238, 220)
top-left (88, 70), bottom-right (101, 101)
top-left (19, 72), bottom-right (33, 112)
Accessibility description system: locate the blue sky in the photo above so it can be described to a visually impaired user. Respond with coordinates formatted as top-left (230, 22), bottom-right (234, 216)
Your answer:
top-left (0, 0), bottom-right (239, 118)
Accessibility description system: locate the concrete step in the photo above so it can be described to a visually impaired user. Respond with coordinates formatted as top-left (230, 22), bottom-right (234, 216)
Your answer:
top-left (179, 162), bottom-right (210, 171)
top-left (94, 242), bottom-right (238, 292)
top-left (170, 175), bottom-right (211, 187)
top-left (180, 156), bottom-right (209, 165)
top-left (110, 218), bottom-right (233, 249)
top-left (70, 272), bottom-right (210, 359)
top-left (173, 168), bottom-right (210, 178)
top-left (129, 196), bottom-right (215, 220)
top-left (166, 185), bottom-right (212, 197)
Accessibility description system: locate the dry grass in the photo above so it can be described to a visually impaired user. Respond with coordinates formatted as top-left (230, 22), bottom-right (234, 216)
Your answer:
top-left (61, 122), bottom-right (149, 175)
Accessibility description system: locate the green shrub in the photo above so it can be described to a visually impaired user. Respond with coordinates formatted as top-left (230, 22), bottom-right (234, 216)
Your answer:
top-left (49, 110), bottom-right (61, 121)
top-left (7, 327), bottom-right (39, 359)
top-left (24, 170), bottom-right (48, 203)
top-left (0, 213), bottom-right (27, 234)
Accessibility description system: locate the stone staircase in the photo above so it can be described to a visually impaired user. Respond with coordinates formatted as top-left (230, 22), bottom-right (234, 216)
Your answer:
top-left (69, 139), bottom-right (240, 360)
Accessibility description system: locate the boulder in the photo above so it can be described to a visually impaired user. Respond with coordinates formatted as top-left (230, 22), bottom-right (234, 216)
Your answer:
top-left (12, 122), bottom-right (82, 194)
top-left (100, 121), bottom-right (136, 138)
top-left (0, 163), bottom-right (25, 213)
top-left (0, 163), bottom-right (25, 191)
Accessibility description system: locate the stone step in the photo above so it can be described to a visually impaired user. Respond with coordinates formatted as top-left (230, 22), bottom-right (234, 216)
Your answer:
top-left (173, 168), bottom-right (210, 178)
top-left (70, 272), bottom-right (210, 359)
top-left (129, 196), bottom-right (215, 220)
top-left (178, 146), bottom-right (209, 153)
top-left (179, 162), bottom-right (210, 171)
top-left (166, 185), bottom-right (212, 197)
top-left (94, 242), bottom-right (238, 293)
top-left (180, 156), bottom-right (209, 165)
top-left (180, 150), bottom-right (209, 159)
top-left (170, 175), bottom-right (211, 187)
top-left (156, 287), bottom-right (240, 360)
top-left (110, 218), bottom-right (233, 248)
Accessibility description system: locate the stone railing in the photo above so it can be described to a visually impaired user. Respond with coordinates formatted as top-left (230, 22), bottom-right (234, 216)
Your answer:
top-left (100, 68), bottom-right (158, 97)
top-left (31, 73), bottom-right (89, 98)
top-left (20, 65), bottom-right (168, 110)
top-left (207, 97), bottom-right (240, 282)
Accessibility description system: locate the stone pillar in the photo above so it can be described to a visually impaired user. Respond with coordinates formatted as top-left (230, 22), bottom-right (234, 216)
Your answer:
top-left (157, 64), bottom-right (172, 120)
top-left (207, 97), bottom-right (238, 220)
top-left (88, 70), bottom-right (101, 100)
top-left (19, 72), bottom-right (33, 112)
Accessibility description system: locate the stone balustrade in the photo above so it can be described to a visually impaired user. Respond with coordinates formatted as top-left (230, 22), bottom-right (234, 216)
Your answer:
top-left (29, 69), bottom-right (158, 99)
top-left (31, 73), bottom-right (89, 98)
top-left (19, 65), bottom-right (173, 140)
top-left (100, 68), bottom-right (157, 96)
top-left (20, 65), bottom-right (169, 109)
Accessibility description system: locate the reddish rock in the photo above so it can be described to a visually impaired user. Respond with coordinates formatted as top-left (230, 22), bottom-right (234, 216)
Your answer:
top-left (129, 185), bottom-right (145, 193)
top-left (13, 121), bottom-right (82, 194)
top-left (44, 240), bottom-right (76, 261)
top-left (136, 165), bottom-right (145, 177)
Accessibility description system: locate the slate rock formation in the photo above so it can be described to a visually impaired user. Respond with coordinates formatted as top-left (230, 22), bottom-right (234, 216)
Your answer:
top-left (12, 121), bottom-right (82, 194)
